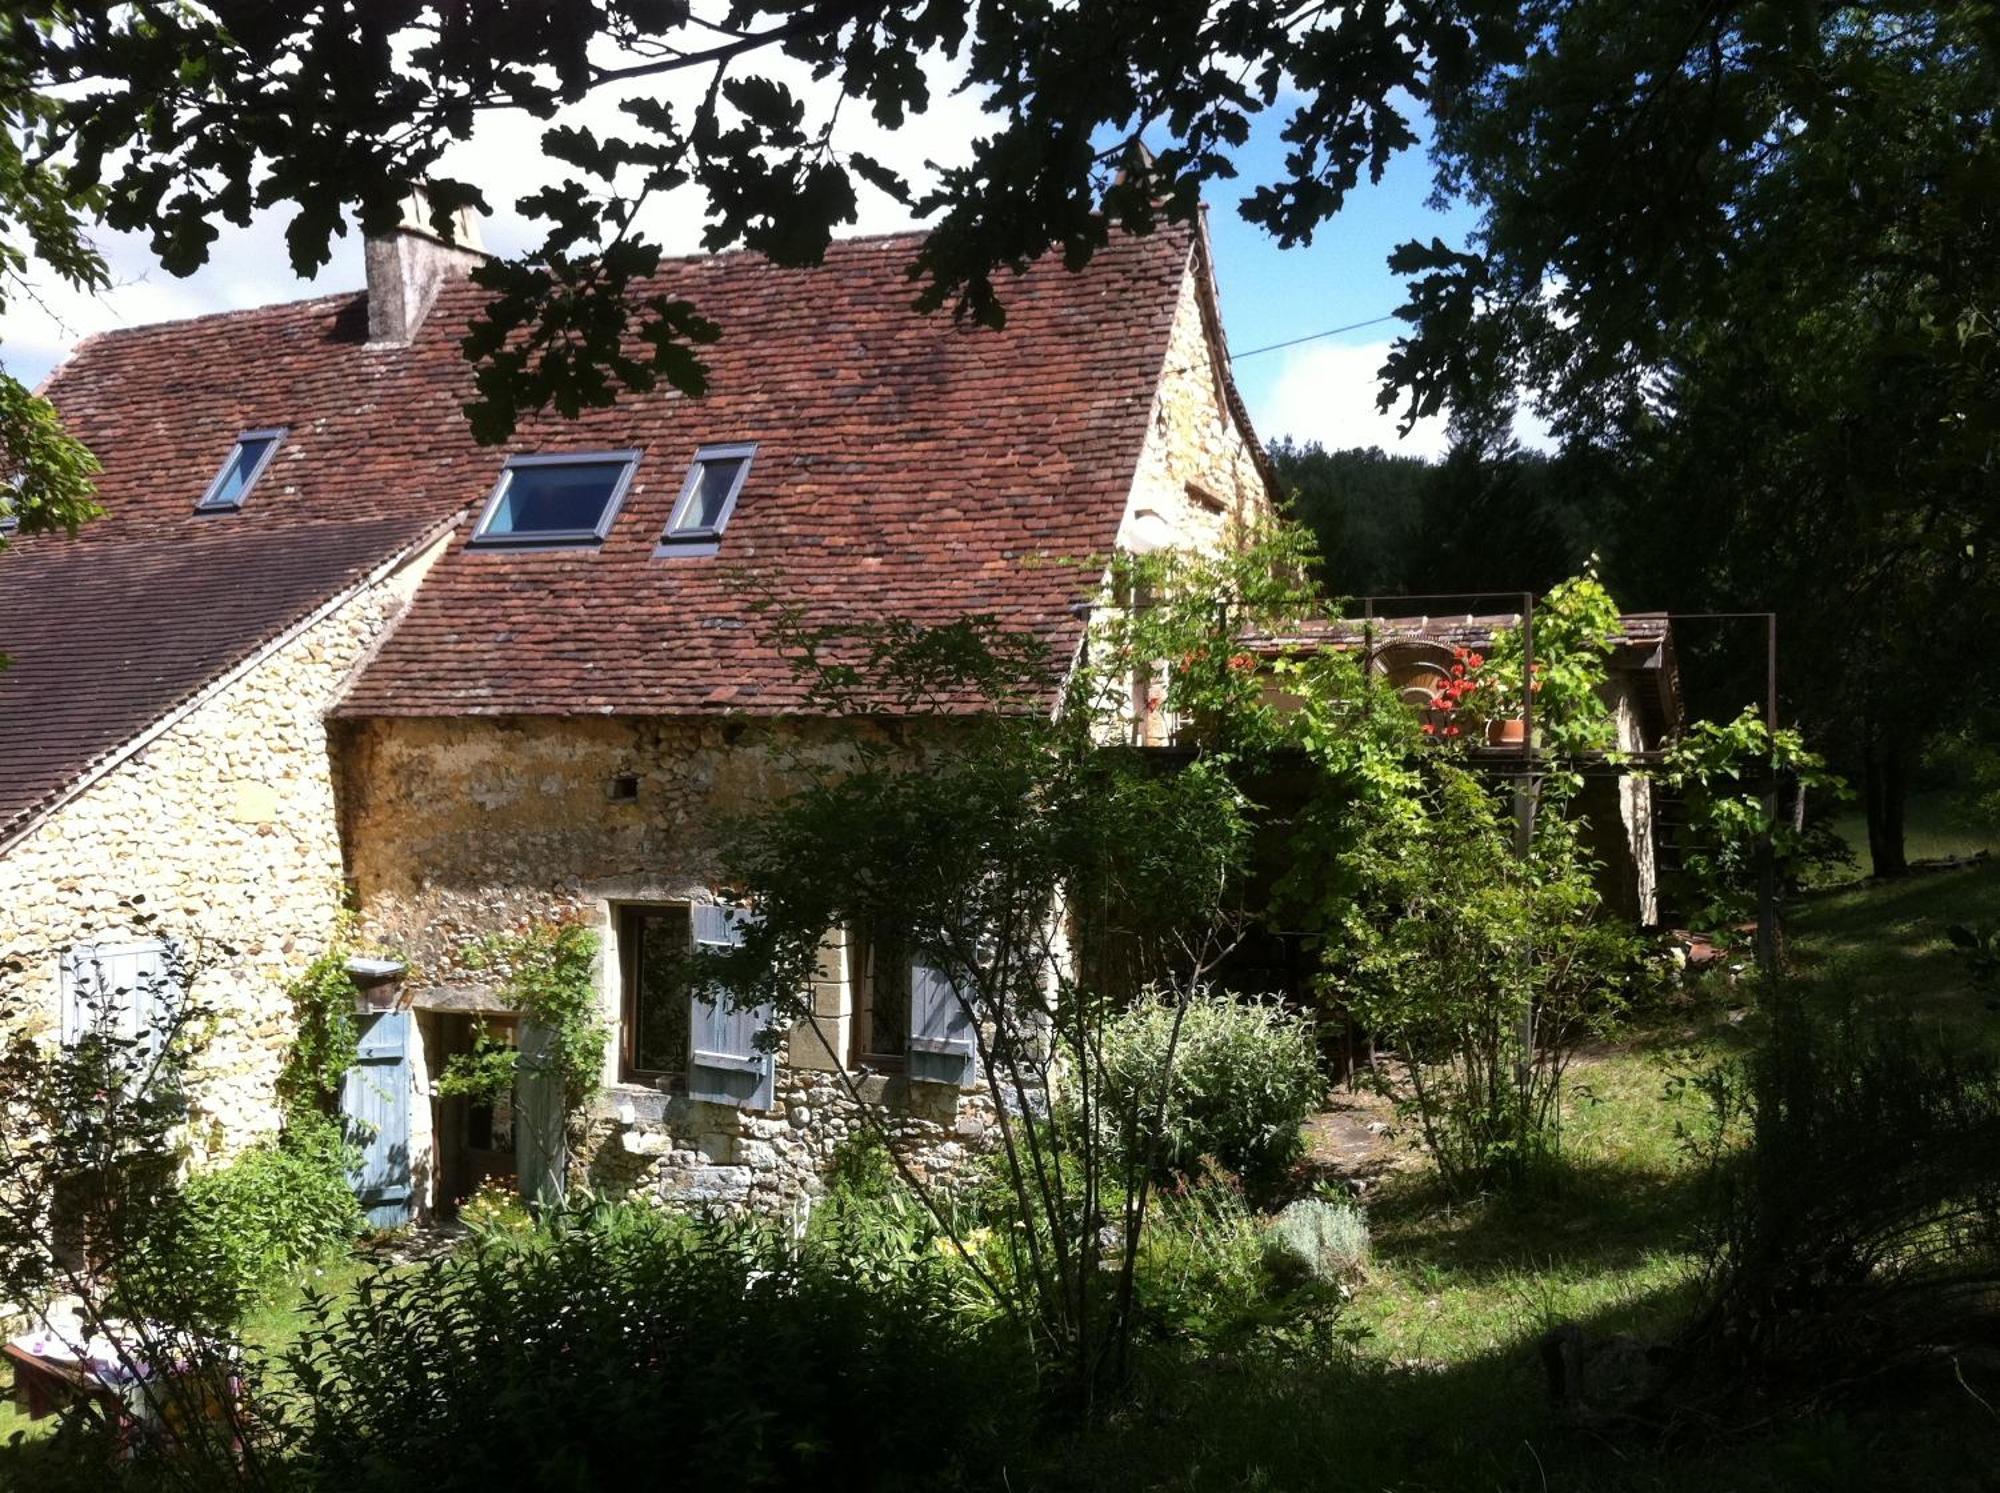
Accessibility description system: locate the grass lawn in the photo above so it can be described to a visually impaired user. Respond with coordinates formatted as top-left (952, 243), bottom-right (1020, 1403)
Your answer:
top-left (0, 1249), bottom-right (381, 1469)
top-left (1230, 855), bottom-right (2000, 1492)
top-left (1827, 788), bottom-right (1999, 878)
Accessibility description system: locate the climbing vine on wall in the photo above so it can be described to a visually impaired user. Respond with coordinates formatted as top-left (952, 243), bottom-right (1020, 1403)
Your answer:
top-left (276, 924), bottom-right (361, 1126)
top-left (436, 921), bottom-right (606, 1132)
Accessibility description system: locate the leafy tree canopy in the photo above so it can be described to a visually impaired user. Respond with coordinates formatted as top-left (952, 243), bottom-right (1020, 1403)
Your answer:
top-left (7, 3), bottom-right (1994, 869)
top-left (6, 0), bottom-right (1490, 451)
top-left (1387, 2), bottom-right (2000, 872)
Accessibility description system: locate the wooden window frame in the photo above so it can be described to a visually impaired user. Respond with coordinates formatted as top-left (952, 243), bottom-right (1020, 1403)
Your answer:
top-left (850, 924), bottom-right (910, 1073)
top-left (617, 903), bottom-right (692, 1086)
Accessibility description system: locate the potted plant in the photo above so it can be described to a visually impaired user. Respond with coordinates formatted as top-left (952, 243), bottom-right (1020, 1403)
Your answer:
top-left (1463, 646), bottom-right (1545, 746)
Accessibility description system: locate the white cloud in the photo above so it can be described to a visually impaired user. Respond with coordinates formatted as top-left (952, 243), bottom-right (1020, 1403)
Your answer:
top-left (1256, 338), bottom-right (1451, 459)
top-left (1252, 338), bottom-right (1560, 460)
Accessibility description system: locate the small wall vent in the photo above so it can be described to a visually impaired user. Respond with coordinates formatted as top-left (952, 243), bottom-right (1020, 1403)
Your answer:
top-left (608, 774), bottom-right (641, 802)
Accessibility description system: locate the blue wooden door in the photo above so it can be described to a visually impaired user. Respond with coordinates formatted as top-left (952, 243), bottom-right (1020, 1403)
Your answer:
top-left (342, 1010), bottom-right (415, 1228)
top-left (514, 1020), bottom-right (567, 1207)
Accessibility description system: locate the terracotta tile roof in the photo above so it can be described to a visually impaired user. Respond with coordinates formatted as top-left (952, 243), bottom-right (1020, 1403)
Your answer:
top-left (338, 226), bottom-right (1197, 716)
top-left (0, 516), bottom-right (445, 840)
top-left (1240, 611), bottom-right (1673, 662)
top-left (1, 225), bottom-right (1203, 831)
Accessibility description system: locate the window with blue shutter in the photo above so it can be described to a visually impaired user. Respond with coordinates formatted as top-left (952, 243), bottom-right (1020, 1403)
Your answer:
top-left (853, 923), bottom-right (911, 1068)
top-left (908, 956), bottom-right (977, 1088)
top-left (619, 904), bottom-right (695, 1081)
top-left (686, 902), bottom-right (776, 1109)
top-left (58, 940), bottom-right (180, 1062)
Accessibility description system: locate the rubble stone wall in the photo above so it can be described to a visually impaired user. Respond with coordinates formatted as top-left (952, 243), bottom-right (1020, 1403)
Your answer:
top-left (337, 713), bottom-right (1001, 1215)
top-left (1118, 245), bottom-right (1274, 556)
top-left (0, 531), bottom-right (450, 1161)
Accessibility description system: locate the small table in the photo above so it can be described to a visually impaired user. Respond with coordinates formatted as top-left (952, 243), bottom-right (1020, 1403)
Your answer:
top-left (5, 1332), bottom-right (239, 1446)
top-left (4, 1338), bottom-right (124, 1420)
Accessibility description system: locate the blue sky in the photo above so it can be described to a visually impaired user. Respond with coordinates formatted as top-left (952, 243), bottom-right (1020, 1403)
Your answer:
top-left (1201, 110), bottom-right (1476, 457)
top-left (9, 66), bottom-right (1477, 459)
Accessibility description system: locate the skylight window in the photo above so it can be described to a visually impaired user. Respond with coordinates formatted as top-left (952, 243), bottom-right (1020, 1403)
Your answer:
top-left (196, 428), bottom-right (287, 512)
top-left (471, 451), bottom-right (640, 546)
top-left (656, 444), bottom-right (754, 557)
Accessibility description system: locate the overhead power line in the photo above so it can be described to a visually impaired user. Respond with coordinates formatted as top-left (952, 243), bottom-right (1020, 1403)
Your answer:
top-left (1225, 312), bottom-right (1399, 363)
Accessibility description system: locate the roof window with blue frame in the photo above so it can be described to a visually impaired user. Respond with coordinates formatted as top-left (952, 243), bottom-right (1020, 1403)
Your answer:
top-left (196, 428), bottom-right (287, 512)
top-left (470, 451), bottom-right (640, 547)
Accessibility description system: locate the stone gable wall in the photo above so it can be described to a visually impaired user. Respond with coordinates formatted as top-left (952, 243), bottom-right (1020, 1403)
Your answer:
top-left (0, 532), bottom-right (449, 1160)
top-left (1117, 248), bottom-right (1274, 556)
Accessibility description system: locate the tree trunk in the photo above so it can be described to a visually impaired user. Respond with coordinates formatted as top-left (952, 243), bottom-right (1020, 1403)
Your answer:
top-left (1862, 720), bottom-right (1910, 879)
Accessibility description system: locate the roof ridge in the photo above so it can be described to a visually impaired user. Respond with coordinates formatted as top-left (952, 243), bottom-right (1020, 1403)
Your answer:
top-left (67, 287), bottom-right (366, 347)
top-left (58, 222), bottom-right (1193, 352)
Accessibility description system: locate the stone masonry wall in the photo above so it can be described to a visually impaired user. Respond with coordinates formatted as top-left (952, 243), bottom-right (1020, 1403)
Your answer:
top-left (338, 714), bottom-right (1001, 1216)
top-left (0, 531), bottom-right (450, 1161)
top-left (1118, 244), bottom-right (1274, 557)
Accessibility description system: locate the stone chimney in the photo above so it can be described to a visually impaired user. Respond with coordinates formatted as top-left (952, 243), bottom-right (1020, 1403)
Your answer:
top-left (364, 189), bottom-right (488, 345)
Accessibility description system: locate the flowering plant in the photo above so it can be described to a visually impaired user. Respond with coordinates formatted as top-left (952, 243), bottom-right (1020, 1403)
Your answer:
top-left (1418, 647), bottom-right (1487, 741)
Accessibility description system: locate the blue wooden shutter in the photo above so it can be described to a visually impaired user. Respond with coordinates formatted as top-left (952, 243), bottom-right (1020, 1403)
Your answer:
top-left (117, 941), bottom-right (177, 1065)
top-left (59, 941), bottom-right (179, 1074)
top-left (687, 903), bottom-right (774, 1110)
top-left (342, 1010), bottom-right (415, 1228)
top-left (515, 1020), bottom-right (567, 1206)
top-left (57, 947), bottom-right (95, 1048)
top-left (908, 958), bottom-right (976, 1087)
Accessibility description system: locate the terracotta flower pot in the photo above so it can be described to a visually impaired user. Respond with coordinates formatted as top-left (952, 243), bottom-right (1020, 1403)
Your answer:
top-left (1486, 717), bottom-right (1528, 747)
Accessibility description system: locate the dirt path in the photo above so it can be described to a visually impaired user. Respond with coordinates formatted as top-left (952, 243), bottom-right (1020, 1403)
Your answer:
top-left (1298, 1083), bottom-right (1415, 1194)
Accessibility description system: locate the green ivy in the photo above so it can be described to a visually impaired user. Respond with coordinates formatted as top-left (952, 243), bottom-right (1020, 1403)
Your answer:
top-left (276, 931), bottom-right (361, 1126)
top-left (437, 922), bottom-right (607, 1131)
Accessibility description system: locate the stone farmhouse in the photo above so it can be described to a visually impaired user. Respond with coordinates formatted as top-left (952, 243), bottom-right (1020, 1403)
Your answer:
top-left (0, 205), bottom-right (1274, 1221)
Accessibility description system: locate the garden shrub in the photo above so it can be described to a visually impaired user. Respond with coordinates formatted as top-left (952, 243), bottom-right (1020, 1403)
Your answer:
top-left (1098, 990), bottom-right (1322, 1196)
top-left (1649, 708), bottom-right (1851, 933)
top-left (1130, 1181), bottom-right (1352, 1358)
top-left (803, 1131), bottom-right (947, 1276)
top-left (1262, 1196), bottom-right (1370, 1289)
top-left (128, 1113), bottom-right (360, 1324)
top-left (1676, 990), bottom-right (2000, 1417)
top-left (271, 1200), bottom-right (1028, 1492)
